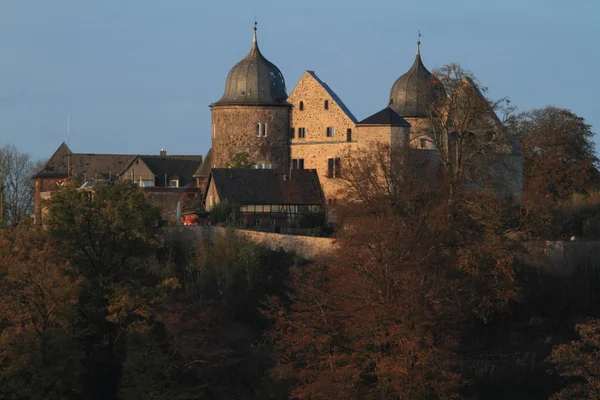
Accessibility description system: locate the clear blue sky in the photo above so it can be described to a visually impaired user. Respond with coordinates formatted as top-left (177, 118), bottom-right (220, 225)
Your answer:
top-left (1, 0), bottom-right (598, 160)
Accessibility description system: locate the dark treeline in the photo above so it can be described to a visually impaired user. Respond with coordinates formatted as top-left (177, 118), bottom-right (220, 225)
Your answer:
top-left (1, 105), bottom-right (600, 399)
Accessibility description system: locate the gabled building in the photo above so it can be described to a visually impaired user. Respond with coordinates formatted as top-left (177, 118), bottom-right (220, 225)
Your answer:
top-left (204, 168), bottom-right (324, 231)
top-left (33, 143), bottom-right (203, 222)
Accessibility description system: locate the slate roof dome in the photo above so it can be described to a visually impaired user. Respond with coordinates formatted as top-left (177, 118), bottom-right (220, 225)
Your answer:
top-left (214, 26), bottom-right (288, 106)
top-left (389, 42), bottom-right (446, 117)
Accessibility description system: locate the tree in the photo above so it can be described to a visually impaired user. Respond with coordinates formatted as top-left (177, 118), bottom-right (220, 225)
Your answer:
top-left (0, 228), bottom-right (84, 399)
top-left (516, 106), bottom-right (598, 202)
top-left (0, 144), bottom-right (45, 227)
top-left (268, 144), bottom-right (522, 398)
top-left (512, 107), bottom-right (599, 238)
top-left (118, 229), bottom-right (294, 399)
top-left (549, 319), bottom-right (600, 399)
top-left (43, 179), bottom-right (169, 400)
top-left (425, 64), bottom-right (518, 192)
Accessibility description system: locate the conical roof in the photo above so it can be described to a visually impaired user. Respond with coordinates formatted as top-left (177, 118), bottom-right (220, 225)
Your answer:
top-left (213, 26), bottom-right (288, 106)
top-left (389, 43), bottom-right (445, 118)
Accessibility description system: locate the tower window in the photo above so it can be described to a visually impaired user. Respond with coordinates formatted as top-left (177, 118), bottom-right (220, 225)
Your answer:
top-left (298, 127), bottom-right (306, 138)
top-left (346, 128), bottom-right (352, 142)
top-left (299, 101), bottom-right (304, 111)
top-left (255, 123), bottom-right (268, 137)
top-left (292, 159), bottom-right (305, 170)
top-left (324, 100), bottom-right (329, 110)
top-left (326, 126), bottom-right (335, 137)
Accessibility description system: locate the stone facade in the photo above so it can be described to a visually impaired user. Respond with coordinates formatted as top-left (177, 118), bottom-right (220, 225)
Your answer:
top-left (357, 125), bottom-right (410, 150)
top-left (210, 105), bottom-right (291, 172)
top-left (287, 71), bottom-right (358, 200)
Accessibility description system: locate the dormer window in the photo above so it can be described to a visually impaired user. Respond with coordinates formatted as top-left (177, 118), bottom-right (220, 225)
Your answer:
top-left (170, 179), bottom-right (179, 188)
top-left (299, 101), bottom-right (304, 111)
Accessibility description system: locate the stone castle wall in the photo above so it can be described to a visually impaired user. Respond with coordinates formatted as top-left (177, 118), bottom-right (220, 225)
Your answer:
top-left (357, 125), bottom-right (410, 150)
top-left (211, 105), bottom-right (291, 172)
top-left (172, 225), bottom-right (337, 260)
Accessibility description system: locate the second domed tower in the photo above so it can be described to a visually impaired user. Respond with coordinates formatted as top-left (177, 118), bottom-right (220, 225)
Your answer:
top-left (389, 41), bottom-right (446, 147)
top-left (389, 42), bottom-right (445, 118)
top-left (210, 25), bottom-right (291, 171)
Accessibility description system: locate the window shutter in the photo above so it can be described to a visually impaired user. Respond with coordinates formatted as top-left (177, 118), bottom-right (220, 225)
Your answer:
top-left (327, 158), bottom-right (334, 178)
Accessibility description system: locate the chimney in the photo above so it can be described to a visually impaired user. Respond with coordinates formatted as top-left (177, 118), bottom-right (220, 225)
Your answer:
top-left (160, 148), bottom-right (167, 157)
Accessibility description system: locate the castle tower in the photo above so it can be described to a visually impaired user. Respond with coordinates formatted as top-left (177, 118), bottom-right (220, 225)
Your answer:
top-left (389, 40), bottom-right (445, 149)
top-left (210, 25), bottom-right (291, 171)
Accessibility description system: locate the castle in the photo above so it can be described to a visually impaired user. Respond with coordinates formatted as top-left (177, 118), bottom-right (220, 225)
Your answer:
top-left (33, 25), bottom-right (521, 223)
top-left (198, 25), bottom-right (521, 202)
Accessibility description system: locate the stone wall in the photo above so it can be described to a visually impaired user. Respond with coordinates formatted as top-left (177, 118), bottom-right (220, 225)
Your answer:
top-left (290, 141), bottom-right (353, 201)
top-left (356, 125), bottom-right (410, 150)
top-left (34, 177), bottom-right (64, 216)
top-left (174, 225), bottom-right (337, 260)
top-left (210, 105), bottom-right (291, 172)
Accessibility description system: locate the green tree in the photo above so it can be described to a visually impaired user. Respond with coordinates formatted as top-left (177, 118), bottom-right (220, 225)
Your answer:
top-left (44, 179), bottom-right (170, 400)
top-left (225, 151), bottom-right (253, 168)
top-left (118, 229), bottom-right (294, 399)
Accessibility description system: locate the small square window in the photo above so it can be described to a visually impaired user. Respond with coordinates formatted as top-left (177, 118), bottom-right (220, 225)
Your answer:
top-left (326, 127), bottom-right (335, 137)
top-left (169, 179), bottom-right (179, 188)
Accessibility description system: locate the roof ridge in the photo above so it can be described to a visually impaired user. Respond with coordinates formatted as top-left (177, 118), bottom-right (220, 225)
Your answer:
top-left (304, 71), bottom-right (358, 124)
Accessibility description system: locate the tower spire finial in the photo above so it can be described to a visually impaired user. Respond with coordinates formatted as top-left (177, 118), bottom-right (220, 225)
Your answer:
top-left (253, 19), bottom-right (257, 43)
top-left (417, 30), bottom-right (422, 55)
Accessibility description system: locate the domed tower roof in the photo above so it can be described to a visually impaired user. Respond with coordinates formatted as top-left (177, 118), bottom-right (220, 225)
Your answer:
top-left (389, 41), bottom-right (445, 117)
top-left (213, 25), bottom-right (288, 106)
